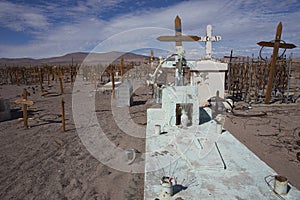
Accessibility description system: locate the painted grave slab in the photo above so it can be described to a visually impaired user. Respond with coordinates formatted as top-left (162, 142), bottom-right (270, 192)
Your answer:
top-left (144, 108), bottom-right (300, 200)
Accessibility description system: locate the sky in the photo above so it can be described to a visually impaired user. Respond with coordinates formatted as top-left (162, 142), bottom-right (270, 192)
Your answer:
top-left (0, 0), bottom-right (300, 59)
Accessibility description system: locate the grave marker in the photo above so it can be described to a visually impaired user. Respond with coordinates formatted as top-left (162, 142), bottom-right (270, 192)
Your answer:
top-left (38, 68), bottom-right (48, 95)
top-left (224, 50), bottom-right (238, 92)
top-left (32, 69), bottom-right (38, 86)
top-left (14, 88), bottom-right (34, 128)
top-left (0, 99), bottom-right (11, 122)
top-left (61, 98), bottom-right (65, 132)
top-left (199, 25), bottom-right (221, 59)
top-left (57, 69), bottom-right (65, 94)
top-left (257, 22), bottom-right (296, 104)
top-left (157, 15), bottom-right (200, 86)
top-left (116, 79), bottom-right (133, 107)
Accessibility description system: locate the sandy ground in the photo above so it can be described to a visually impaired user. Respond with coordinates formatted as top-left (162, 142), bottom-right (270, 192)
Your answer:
top-left (224, 103), bottom-right (300, 189)
top-left (1, 80), bottom-right (300, 200)
top-left (0, 82), bottom-right (145, 200)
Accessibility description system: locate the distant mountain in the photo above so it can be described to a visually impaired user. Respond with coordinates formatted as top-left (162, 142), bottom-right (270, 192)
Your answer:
top-left (0, 52), bottom-right (149, 67)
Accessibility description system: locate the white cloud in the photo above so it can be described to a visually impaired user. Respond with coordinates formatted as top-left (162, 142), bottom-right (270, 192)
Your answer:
top-left (0, 1), bottom-right (50, 31)
top-left (0, 0), bottom-right (299, 58)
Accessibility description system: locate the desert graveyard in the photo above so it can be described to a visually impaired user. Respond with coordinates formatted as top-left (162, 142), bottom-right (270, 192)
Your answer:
top-left (1, 16), bottom-right (300, 200)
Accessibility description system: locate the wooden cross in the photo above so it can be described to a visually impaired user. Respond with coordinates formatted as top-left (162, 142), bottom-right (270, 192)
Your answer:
top-left (46, 66), bottom-right (51, 86)
top-left (150, 50), bottom-right (154, 62)
top-left (157, 16), bottom-right (200, 45)
top-left (156, 16), bottom-right (200, 86)
top-left (57, 69), bottom-right (65, 94)
top-left (105, 64), bottom-right (117, 98)
top-left (38, 68), bottom-right (48, 95)
top-left (31, 68), bottom-right (39, 86)
top-left (257, 22), bottom-right (296, 104)
top-left (15, 68), bottom-right (20, 86)
top-left (145, 50), bottom-right (155, 71)
top-left (14, 88), bottom-right (34, 128)
top-left (199, 25), bottom-right (221, 59)
top-left (38, 68), bottom-right (43, 93)
top-left (61, 98), bottom-right (65, 132)
top-left (224, 50), bottom-right (238, 92)
top-left (120, 57), bottom-right (124, 78)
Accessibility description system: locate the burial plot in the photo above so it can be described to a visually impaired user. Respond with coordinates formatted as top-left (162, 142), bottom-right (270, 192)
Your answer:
top-left (144, 17), bottom-right (300, 200)
top-left (189, 24), bottom-right (227, 106)
top-left (0, 99), bottom-right (11, 122)
top-left (257, 22), bottom-right (296, 104)
top-left (115, 79), bottom-right (133, 107)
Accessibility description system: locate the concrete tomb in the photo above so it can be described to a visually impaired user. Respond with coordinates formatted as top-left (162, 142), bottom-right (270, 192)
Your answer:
top-left (143, 16), bottom-right (300, 200)
top-left (0, 98), bottom-right (11, 122)
top-left (115, 79), bottom-right (133, 107)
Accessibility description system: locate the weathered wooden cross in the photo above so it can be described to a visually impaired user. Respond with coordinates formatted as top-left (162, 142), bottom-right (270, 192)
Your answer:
top-left (157, 15), bottom-right (200, 86)
top-left (37, 68), bottom-right (49, 95)
top-left (257, 22), bottom-right (296, 104)
top-left (15, 88), bottom-right (34, 128)
top-left (38, 68), bottom-right (44, 93)
top-left (57, 68), bottom-right (65, 94)
top-left (31, 68), bottom-right (38, 86)
top-left (145, 50), bottom-right (155, 63)
top-left (224, 50), bottom-right (238, 92)
top-left (156, 16), bottom-right (222, 85)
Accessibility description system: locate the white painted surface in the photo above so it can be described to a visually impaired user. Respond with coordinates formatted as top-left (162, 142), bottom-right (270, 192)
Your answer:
top-left (144, 107), bottom-right (300, 200)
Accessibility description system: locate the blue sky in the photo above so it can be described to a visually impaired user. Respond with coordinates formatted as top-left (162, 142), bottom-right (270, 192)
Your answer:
top-left (0, 0), bottom-right (299, 59)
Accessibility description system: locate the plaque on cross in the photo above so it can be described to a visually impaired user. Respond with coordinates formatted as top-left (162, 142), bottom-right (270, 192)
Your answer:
top-left (199, 25), bottom-right (221, 59)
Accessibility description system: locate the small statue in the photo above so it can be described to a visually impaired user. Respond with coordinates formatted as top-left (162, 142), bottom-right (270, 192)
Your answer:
top-left (180, 109), bottom-right (189, 128)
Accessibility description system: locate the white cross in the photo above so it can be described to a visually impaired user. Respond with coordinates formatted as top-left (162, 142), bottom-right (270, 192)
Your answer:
top-left (199, 25), bottom-right (221, 59)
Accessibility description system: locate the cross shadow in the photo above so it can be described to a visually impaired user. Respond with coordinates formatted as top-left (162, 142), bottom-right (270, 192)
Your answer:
top-left (42, 92), bottom-right (61, 97)
top-left (4, 108), bottom-right (42, 122)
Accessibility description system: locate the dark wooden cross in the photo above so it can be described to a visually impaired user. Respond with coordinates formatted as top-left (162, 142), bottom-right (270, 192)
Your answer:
top-left (61, 97), bottom-right (65, 132)
top-left (257, 22), bottom-right (296, 104)
top-left (224, 50), bottom-right (238, 92)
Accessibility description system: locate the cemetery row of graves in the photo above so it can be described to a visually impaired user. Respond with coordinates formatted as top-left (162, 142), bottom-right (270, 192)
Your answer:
top-left (1, 55), bottom-right (300, 104)
top-left (226, 56), bottom-right (300, 103)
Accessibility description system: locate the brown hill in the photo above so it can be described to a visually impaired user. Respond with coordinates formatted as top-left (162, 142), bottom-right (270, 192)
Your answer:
top-left (0, 52), bottom-right (149, 67)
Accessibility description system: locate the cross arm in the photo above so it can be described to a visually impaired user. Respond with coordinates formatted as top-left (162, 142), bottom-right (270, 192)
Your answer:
top-left (15, 99), bottom-right (34, 105)
top-left (157, 35), bottom-right (201, 42)
top-left (257, 41), bottom-right (296, 49)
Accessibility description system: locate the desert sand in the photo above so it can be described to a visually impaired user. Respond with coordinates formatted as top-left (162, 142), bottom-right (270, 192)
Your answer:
top-left (0, 81), bottom-right (145, 200)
